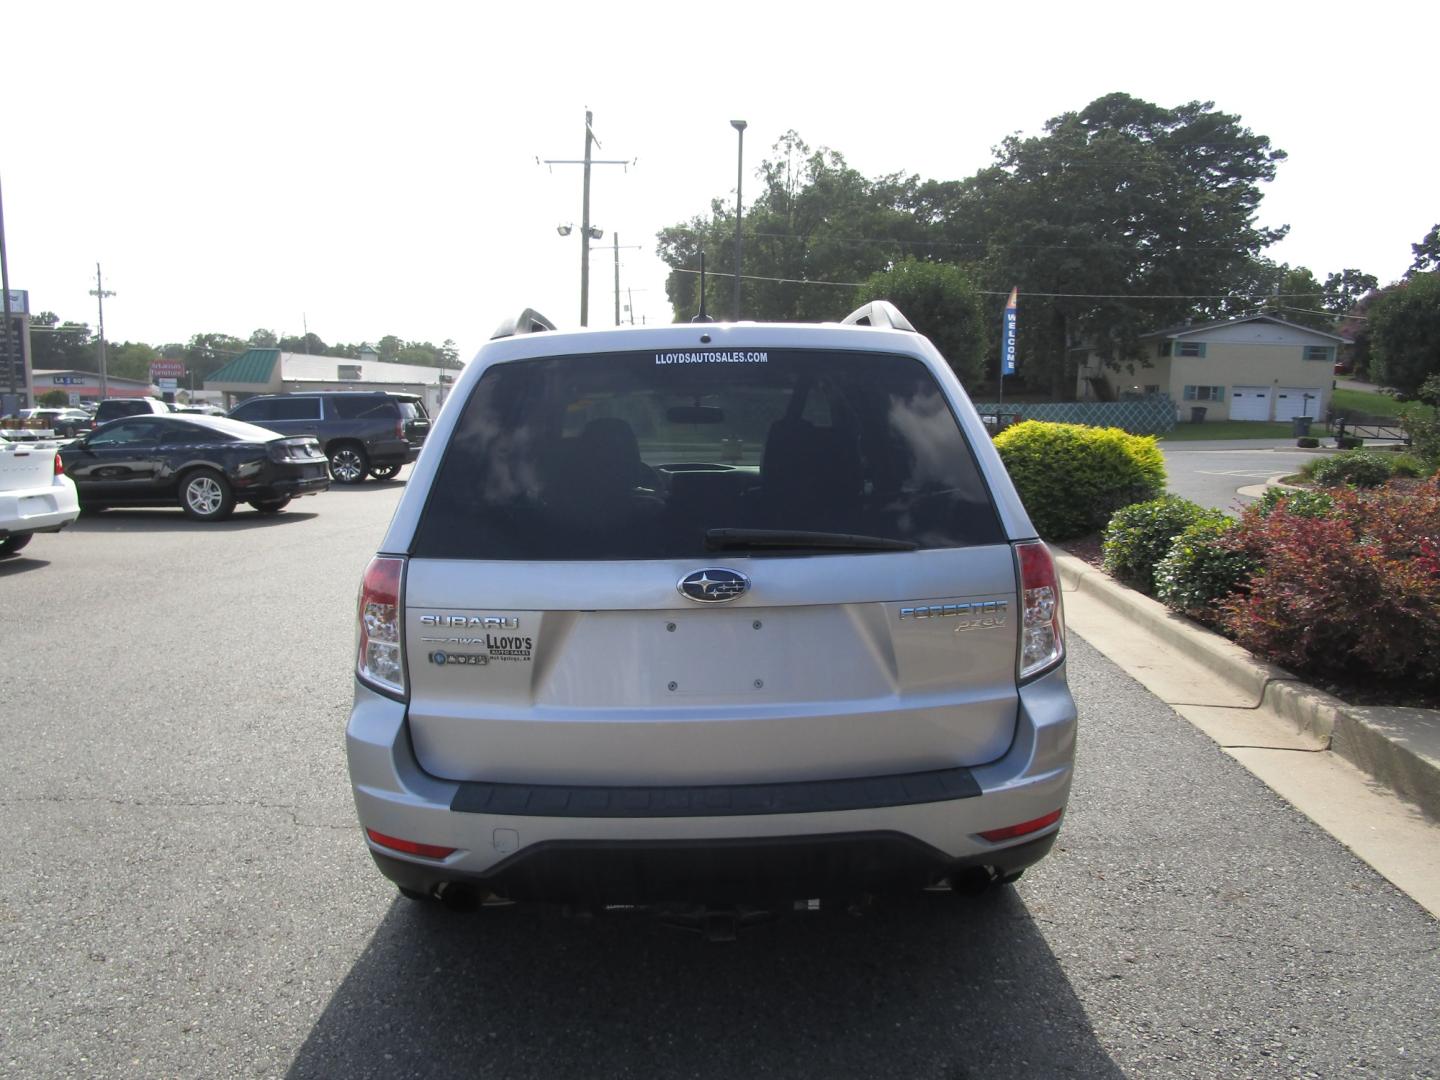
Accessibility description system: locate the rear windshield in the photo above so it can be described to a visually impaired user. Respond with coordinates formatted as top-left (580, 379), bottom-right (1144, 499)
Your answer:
top-left (411, 348), bottom-right (1002, 560)
top-left (330, 396), bottom-right (397, 420)
top-left (96, 401), bottom-right (150, 422)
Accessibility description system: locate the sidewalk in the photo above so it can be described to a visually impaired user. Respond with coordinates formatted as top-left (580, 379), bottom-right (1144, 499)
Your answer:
top-left (1054, 547), bottom-right (1440, 916)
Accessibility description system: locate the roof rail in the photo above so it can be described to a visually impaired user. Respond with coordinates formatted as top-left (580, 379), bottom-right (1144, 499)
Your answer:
top-left (490, 308), bottom-right (556, 340)
top-left (840, 300), bottom-right (915, 332)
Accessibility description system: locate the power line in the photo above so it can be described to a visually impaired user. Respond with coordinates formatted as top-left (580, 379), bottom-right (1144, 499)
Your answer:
top-left (1278, 305), bottom-right (1366, 321)
top-left (744, 230), bottom-right (1258, 254)
top-left (667, 267), bottom-right (1357, 304)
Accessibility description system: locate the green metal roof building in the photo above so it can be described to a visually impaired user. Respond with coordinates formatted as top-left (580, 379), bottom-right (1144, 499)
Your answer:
top-left (206, 347), bottom-right (450, 411)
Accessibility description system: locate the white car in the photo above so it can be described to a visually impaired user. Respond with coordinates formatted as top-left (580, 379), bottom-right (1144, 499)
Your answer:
top-left (0, 435), bottom-right (81, 557)
top-left (346, 302), bottom-right (1076, 928)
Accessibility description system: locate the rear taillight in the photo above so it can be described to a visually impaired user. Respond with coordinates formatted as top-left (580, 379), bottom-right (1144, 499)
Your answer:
top-left (979, 809), bottom-right (1063, 843)
top-left (54, 452), bottom-right (64, 476)
top-left (357, 556), bottom-right (406, 698)
top-left (1015, 540), bottom-right (1064, 681)
top-left (366, 829), bottom-right (455, 860)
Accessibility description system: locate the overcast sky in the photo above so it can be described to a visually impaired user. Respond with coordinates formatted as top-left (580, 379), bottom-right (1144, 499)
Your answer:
top-left (4, 0), bottom-right (1436, 365)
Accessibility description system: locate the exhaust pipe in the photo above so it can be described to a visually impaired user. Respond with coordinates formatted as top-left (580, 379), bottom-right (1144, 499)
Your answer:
top-left (949, 867), bottom-right (998, 896)
top-left (434, 882), bottom-right (481, 912)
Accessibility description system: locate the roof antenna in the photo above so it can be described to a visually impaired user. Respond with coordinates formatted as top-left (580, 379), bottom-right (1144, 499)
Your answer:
top-left (691, 252), bottom-right (714, 323)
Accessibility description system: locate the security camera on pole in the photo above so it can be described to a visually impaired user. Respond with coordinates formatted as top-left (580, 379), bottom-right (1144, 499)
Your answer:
top-left (540, 110), bottom-right (635, 326)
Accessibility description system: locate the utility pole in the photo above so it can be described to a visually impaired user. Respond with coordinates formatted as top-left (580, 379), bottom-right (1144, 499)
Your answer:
top-left (90, 263), bottom-right (115, 399)
top-left (731, 120), bottom-right (747, 321)
top-left (603, 234), bottom-right (642, 326)
top-left (0, 172), bottom-right (16, 405)
top-left (541, 110), bottom-right (633, 326)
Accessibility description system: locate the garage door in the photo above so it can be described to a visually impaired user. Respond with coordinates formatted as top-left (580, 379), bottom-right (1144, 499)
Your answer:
top-left (1275, 387), bottom-right (1323, 421)
top-left (1230, 386), bottom-right (1270, 421)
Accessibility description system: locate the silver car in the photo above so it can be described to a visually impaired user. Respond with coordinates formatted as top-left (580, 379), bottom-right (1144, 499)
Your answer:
top-left (346, 303), bottom-right (1076, 922)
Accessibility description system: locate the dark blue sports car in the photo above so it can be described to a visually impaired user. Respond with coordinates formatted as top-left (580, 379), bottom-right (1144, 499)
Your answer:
top-left (59, 413), bottom-right (330, 520)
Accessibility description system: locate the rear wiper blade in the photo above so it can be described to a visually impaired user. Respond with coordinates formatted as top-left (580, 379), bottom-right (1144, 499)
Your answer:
top-left (704, 528), bottom-right (918, 552)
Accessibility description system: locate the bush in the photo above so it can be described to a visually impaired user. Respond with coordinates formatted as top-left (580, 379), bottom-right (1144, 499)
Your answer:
top-left (1154, 517), bottom-right (1254, 623)
top-left (1101, 495), bottom-right (1225, 595)
top-left (994, 421), bottom-right (1166, 541)
top-left (1296, 436), bottom-right (1319, 448)
top-left (1336, 435), bottom-right (1363, 450)
top-left (1220, 481), bottom-right (1440, 688)
top-left (1257, 487), bottom-right (1334, 518)
top-left (1308, 450), bottom-right (1393, 488)
top-left (1402, 390), bottom-right (1440, 468)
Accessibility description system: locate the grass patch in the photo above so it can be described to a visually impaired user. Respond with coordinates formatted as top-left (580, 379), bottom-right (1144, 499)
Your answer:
top-left (1331, 386), bottom-right (1435, 421)
top-left (1161, 421), bottom-right (1296, 442)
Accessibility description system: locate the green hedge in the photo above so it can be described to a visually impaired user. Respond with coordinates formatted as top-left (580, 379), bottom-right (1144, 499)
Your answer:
top-left (994, 421), bottom-right (1166, 540)
top-left (1308, 450), bottom-right (1393, 489)
top-left (1154, 517), bottom-right (1254, 622)
top-left (1102, 496), bottom-right (1226, 595)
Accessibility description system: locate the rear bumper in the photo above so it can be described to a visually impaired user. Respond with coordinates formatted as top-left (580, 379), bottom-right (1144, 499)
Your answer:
top-left (266, 475), bottom-right (331, 498)
top-left (0, 480), bottom-right (81, 538)
top-left (371, 831), bottom-right (1057, 905)
top-left (367, 439), bottom-right (423, 467)
top-left (347, 664), bottom-right (1077, 903)
top-left (236, 469), bottom-right (330, 500)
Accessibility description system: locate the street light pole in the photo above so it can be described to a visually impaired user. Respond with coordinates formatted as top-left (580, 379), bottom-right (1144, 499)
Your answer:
top-left (580, 109), bottom-right (595, 327)
top-left (0, 172), bottom-right (16, 404)
top-left (731, 119), bottom-right (747, 321)
top-left (89, 263), bottom-right (115, 399)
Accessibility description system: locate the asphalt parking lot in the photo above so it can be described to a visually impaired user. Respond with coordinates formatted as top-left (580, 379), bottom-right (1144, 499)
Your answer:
top-left (2, 480), bottom-right (1438, 1079)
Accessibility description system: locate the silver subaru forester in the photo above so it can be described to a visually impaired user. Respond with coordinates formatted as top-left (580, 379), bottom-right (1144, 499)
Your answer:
top-left (346, 302), bottom-right (1076, 921)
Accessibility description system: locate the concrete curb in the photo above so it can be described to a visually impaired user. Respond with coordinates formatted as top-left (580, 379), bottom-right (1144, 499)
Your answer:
top-left (1053, 548), bottom-right (1440, 822)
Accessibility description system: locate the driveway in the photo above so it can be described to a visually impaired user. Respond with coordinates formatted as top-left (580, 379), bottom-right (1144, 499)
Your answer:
top-left (1159, 440), bottom-right (1314, 513)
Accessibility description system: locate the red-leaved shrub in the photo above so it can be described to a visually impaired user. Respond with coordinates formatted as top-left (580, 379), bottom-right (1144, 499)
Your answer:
top-left (1220, 479), bottom-right (1440, 688)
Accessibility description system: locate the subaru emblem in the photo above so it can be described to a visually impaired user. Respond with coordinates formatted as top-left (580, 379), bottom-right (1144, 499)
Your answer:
top-left (677, 568), bottom-right (750, 604)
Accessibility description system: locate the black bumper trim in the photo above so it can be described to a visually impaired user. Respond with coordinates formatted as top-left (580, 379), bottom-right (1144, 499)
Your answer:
top-left (449, 764), bottom-right (981, 819)
top-left (371, 831), bottom-right (1058, 905)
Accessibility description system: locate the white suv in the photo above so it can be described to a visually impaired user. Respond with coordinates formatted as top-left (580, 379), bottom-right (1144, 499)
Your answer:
top-left (346, 303), bottom-right (1075, 922)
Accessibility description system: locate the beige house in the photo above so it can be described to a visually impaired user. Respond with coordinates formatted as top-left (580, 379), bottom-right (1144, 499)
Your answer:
top-left (1077, 314), bottom-right (1346, 422)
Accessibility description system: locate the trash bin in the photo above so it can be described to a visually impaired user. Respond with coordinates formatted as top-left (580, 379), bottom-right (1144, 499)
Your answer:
top-left (1189, 406), bottom-right (1207, 423)
top-left (1292, 416), bottom-right (1312, 436)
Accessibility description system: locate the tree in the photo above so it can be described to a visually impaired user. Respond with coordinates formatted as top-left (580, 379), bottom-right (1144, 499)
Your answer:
top-left (1323, 269), bottom-right (1378, 314)
top-left (1368, 272), bottom-right (1440, 395)
top-left (248, 328), bottom-right (278, 348)
top-left (376, 335), bottom-right (403, 362)
top-left (1409, 224), bottom-right (1440, 277)
top-left (183, 333), bottom-right (249, 384)
top-left (946, 93), bottom-right (1288, 396)
top-left (28, 311), bottom-right (94, 371)
top-left (1271, 265), bottom-right (1329, 331)
top-left (1218, 260), bottom-right (1372, 330)
top-left (854, 259), bottom-right (987, 383)
top-left (107, 342), bottom-right (159, 382)
top-left (279, 332), bottom-right (329, 354)
top-left (656, 131), bottom-right (918, 323)
top-left (37, 389), bottom-right (69, 406)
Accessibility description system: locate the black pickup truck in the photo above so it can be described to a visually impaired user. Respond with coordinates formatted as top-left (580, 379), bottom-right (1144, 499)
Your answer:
top-left (228, 391), bottom-right (429, 483)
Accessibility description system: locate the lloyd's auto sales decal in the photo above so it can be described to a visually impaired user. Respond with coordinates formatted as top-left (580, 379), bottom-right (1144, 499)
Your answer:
top-left (420, 614), bottom-right (533, 667)
top-left (654, 351), bottom-right (768, 365)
